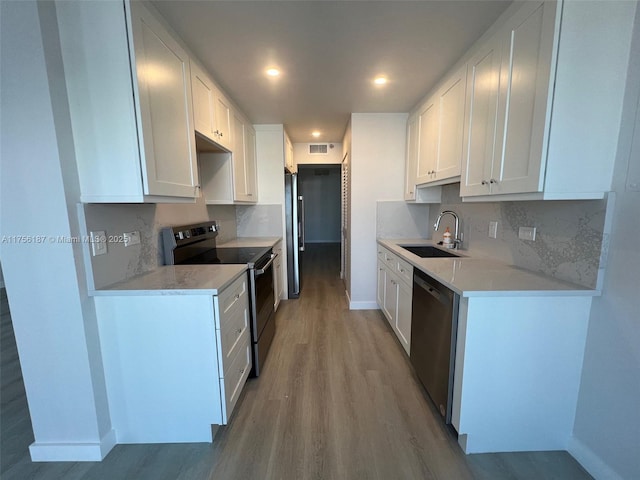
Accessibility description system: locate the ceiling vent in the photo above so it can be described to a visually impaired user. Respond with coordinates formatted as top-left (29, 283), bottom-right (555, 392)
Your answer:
top-left (309, 144), bottom-right (329, 155)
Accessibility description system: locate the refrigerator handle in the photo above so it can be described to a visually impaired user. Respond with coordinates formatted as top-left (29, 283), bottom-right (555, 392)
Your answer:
top-left (299, 195), bottom-right (305, 252)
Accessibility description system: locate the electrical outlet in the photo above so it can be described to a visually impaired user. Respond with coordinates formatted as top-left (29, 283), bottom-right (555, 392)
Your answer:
top-left (90, 231), bottom-right (107, 256)
top-left (123, 231), bottom-right (141, 247)
top-left (518, 226), bottom-right (537, 241)
top-left (489, 221), bottom-right (498, 239)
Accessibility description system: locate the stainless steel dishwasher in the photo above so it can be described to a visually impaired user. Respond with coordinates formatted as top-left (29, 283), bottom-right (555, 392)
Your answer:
top-left (410, 268), bottom-right (459, 423)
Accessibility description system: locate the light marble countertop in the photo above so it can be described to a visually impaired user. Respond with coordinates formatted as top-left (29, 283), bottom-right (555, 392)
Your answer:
top-left (92, 265), bottom-right (247, 296)
top-left (218, 236), bottom-right (282, 248)
top-left (378, 239), bottom-right (598, 297)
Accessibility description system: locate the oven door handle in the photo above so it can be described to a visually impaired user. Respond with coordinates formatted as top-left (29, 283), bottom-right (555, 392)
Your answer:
top-left (255, 253), bottom-right (277, 276)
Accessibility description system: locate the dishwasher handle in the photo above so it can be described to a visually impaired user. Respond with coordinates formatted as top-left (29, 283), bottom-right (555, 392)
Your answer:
top-left (413, 275), bottom-right (451, 306)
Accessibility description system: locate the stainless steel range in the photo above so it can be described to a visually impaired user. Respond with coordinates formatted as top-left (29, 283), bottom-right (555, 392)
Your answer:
top-left (162, 221), bottom-right (276, 376)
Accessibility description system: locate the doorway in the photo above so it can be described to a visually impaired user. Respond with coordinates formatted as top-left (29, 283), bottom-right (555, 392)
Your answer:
top-left (297, 165), bottom-right (342, 277)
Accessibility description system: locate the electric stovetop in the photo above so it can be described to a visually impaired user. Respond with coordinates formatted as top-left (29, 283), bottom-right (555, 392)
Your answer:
top-left (179, 246), bottom-right (271, 267)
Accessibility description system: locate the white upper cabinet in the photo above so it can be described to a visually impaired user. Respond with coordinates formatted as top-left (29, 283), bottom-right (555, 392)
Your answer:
top-left (129, 1), bottom-right (199, 199)
top-left (213, 91), bottom-right (233, 151)
top-left (244, 125), bottom-right (258, 200)
top-left (404, 113), bottom-right (419, 200)
top-left (57, 0), bottom-right (199, 202)
top-left (435, 64), bottom-right (467, 181)
top-left (231, 112), bottom-right (258, 203)
top-left (284, 133), bottom-right (295, 173)
top-left (411, 64), bottom-right (467, 190)
top-left (408, 0), bottom-right (635, 202)
top-left (191, 62), bottom-right (233, 151)
top-left (415, 100), bottom-right (439, 184)
top-left (460, 0), bottom-right (635, 201)
top-left (460, 34), bottom-right (504, 197)
top-left (461, 1), bottom-right (555, 198)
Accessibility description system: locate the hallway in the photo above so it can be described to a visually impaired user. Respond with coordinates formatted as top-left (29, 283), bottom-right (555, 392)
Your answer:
top-left (0, 245), bottom-right (591, 479)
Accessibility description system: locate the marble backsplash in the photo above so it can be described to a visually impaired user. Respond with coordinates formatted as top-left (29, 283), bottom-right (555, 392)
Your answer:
top-left (425, 184), bottom-right (611, 289)
top-left (376, 201), bottom-right (431, 239)
top-left (236, 204), bottom-right (283, 237)
top-left (81, 198), bottom-right (248, 289)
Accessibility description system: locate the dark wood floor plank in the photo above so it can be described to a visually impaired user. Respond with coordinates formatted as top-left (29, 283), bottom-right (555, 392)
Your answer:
top-left (0, 253), bottom-right (592, 479)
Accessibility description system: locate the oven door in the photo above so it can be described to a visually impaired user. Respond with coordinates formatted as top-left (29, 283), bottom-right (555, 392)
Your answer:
top-left (251, 252), bottom-right (277, 376)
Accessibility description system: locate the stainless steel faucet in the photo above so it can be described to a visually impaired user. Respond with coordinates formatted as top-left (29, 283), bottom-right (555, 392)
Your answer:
top-left (434, 210), bottom-right (463, 249)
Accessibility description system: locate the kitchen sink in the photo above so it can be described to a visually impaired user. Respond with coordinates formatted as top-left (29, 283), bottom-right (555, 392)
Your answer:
top-left (399, 245), bottom-right (459, 258)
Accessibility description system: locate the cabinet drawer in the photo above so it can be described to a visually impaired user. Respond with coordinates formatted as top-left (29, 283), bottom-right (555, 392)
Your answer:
top-left (220, 329), bottom-right (251, 423)
top-left (219, 296), bottom-right (250, 366)
top-left (380, 248), bottom-right (397, 270)
top-left (218, 273), bottom-right (247, 321)
top-left (396, 257), bottom-right (413, 287)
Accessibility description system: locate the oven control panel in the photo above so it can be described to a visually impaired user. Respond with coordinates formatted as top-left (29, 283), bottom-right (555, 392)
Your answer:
top-left (161, 221), bottom-right (219, 265)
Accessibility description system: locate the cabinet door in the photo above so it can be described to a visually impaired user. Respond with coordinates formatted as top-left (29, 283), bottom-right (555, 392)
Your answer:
top-left (384, 270), bottom-right (399, 329)
top-left (284, 134), bottom-right (295, 172)
top-left (396, 282), bottom-right (412, 355)
top-left (214, 90), bottom-right (233, 150)
top-left (460, 34), bottom-right (503, 197)
top-left (128, 1), bottom-right (198, 198)
top-left (244, 125), bottom-right (258, 201)
top-left (404, 113), bottom-right (419, 200)
top-left (377, 261), bottom-right (386, 309)
top-left (491, 1), bottom-right (555, 195)
top-left (232, 113), bottom-right (248, 201)
top-left (416, 99), bottom-right (438, 184)
top-left (436, 64), bottom-right (467, 181)
top-left (191, 62), bottom-right (215, 141)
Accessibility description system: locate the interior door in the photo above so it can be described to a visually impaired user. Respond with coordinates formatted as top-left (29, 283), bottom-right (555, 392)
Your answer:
top-left (341, 154), bottom-right (349, 284)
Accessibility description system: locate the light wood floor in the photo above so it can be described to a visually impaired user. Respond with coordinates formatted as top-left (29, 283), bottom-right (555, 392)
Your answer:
top-left (1, 245), bottom-right (592, 479)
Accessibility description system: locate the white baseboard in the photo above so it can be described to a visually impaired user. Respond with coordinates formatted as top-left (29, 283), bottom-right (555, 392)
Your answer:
top-left (29, 429), bottom-right (116, 462)
top-left (349, 300), bottom-right (380, 310)
top-left (568, 436), bottom-right (624, 480)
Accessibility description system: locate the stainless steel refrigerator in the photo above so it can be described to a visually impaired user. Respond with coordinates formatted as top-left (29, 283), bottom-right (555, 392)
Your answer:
top-left (285, 169), bottom-right (304, 298)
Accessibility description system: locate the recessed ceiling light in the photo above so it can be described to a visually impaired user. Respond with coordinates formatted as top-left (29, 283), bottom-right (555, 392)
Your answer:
top-left (266, 68), bottom-right (280, 77)
top-left (374, 76), bottom-right (388, 85)
top-left (311, 131), bottom-right (321, 138)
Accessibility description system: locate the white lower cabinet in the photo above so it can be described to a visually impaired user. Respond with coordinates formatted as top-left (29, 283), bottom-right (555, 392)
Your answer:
top-left (453, 294), bottom-right (592, 453)
top-left (376, 246), bottom-right (412, 355)
top-left (94, 273), bottom-right (251, 444)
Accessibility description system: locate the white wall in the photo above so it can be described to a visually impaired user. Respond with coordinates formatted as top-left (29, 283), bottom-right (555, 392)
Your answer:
top-left (0, 1), bottom-right (113, 460)
top-left (570, 5), bottom-right (640, 479)
top-left (298, 166), bottom-right (341, 243)
top-left (294, 142), bottom-right (343, 165)
top-left (349, 113), bottom-right (407, 308)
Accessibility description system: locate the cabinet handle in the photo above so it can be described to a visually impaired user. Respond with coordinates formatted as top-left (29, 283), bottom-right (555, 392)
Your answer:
top-left (220, 132), bottom-right (224, 137)
top-left (235, 293), bottom-right (240, 300)
top-left (399, 268), bottom-right (405, 273)
top-left (240, 368), bottom-right (245, 374)
top-left (481, 180), bottom-right (489, 185)
top-left (490, 178), bottom-right (497, 184)
top-left (237, 328), bottom-right (242, 335)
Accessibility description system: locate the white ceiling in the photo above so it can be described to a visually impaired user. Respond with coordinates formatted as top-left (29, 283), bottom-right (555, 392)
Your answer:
top-left (152, 0), bottom-right (512, 143)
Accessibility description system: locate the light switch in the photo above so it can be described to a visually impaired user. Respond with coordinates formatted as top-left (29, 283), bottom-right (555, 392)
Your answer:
top-left (518, 226), bottom-right (537, 241)
top-left (90, 231), bottom-right (107, 256)
top-left (489, 221), bottom-right (498, 239)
